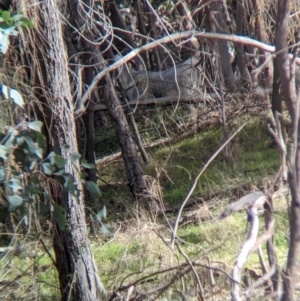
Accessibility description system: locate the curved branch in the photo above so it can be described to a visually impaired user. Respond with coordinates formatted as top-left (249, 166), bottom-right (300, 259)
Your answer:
top-left (75, 31), bottom-right (300, 116)
top-left (231, 205), bottom-right (260, 301)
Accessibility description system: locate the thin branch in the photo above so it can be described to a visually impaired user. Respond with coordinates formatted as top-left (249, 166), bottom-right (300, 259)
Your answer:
top-left (170, 121), bottom-right (249, 250)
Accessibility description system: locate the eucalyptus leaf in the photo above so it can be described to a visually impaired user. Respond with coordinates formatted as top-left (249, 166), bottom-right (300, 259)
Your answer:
top-left (81, 159), bottom-right (95, 169)
top-left (8, 87), bottom-right (24, 108)
top-left (7, 195), bottom-right (23, 207)
top-left (41, 162), bottom-right (55, 175)
top-left (28, 121), bottom-right (43, 132)
top-left (86, 181), bottom-right (101, 197)
top-left (11, 14), bottom-right (23, 22)
top-left (9, 179), bottom-right (22, 193)
top-left (53, 204), bottom-right (67, 230)
top-left (1, 11), bottom-right (10, 23)
top-left (35, 131), bottom-right (46, 151)
top-left (70, 152), bottom-right (81, 162)
top-left (35, 147), bottom-right (43, 159)
top-left (20, 17), bottom-right (34, 28)
top-left (49, 152), bottom-right (65, 168)
top-left (53, 154), bottom-right (65, 168)
top-left (23, 134), bottom-right (39, 156)
top-left (64, 175), bottom-right (76, 195)
top-left (101, 223), bottom-right (114, 236)
top-left (96, 206), bottom-right (107, 222)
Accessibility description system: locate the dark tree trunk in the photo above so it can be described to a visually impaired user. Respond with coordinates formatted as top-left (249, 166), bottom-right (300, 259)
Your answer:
top-left (235, 0), bottom-right (252, 90)
top-left (22, 0), bottom-right (103, 300)
top-left (67, 0), bottom-right (148, 199)
top-left (205, 0), bottom-right (235, 90)
top-left (104, 76), bottom-right (148, 197)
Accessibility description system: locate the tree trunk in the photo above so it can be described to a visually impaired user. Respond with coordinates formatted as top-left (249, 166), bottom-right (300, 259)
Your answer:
top-left (67, 0), bottom-right (148, 199)
top-left (274, 1), bottom-right (300, 300)
top-left (205, 0), bottom-right (235, 90)
top-left (104, 76), bottom-right (148, 197)
top-left (21, 0), bottom-right (103, 300)
top-left (235, 0), bottom-right (252, 90)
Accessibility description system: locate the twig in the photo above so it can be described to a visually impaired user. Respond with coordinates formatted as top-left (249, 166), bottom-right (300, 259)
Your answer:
top-left (170, 121), bottom-right (249, 250)
top-left (176, 242), bottom-right (205, 300)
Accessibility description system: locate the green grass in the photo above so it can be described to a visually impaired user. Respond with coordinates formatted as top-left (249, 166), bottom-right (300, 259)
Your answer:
top-left (0, 117), bottom-right (288, 300)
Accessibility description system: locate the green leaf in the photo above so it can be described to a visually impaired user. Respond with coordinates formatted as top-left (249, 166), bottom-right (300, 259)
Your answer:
top-left (80, 171), bottom-right (88, 179)
top-left (70, 152), bottom-right (81, 162)
top-left (49, 152), bottom-right (65, 168)
top-left (7, 195), bottom-right (23, 207)
top-left (101, 223), bottom-right (114, 236)
top-left (41, 162), bottom-right (55, 175)
top-left (53, 154), bottom-right (65, 168)
top-left (35, 131), bottom-right (46, 151)
top-left (2, 85), bottom-right (24, 108)
top-left (53, 204), bottom-right (67, 230)
top-left (96, 206), bottom-right (107, 222)
top-left (64, 175), bottom-right (77, 195)
top-left (9, 179), bottom-right (22, 193)
top-left (35, 147), bottom-right (43, 159)
top-left (23, 134), bottom-right (39, 156)
top-left (20, 17), bottom-right (34, 28)
top-left (11, 14), bottom-right (23, 22)
top-left (2, 11), bottom-right (10, 23)
top-left (28, 121), bottom-right (43, 132)
top-left (86, 181), bottom-right (101, 197)
top-left (0, 145), bottom-right (8, 160)
top-left (81, 159), bottom-right (95, 169)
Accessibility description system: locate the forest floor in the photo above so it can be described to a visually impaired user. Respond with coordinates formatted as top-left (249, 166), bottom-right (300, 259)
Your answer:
top-left (0, 116), bottom-right (290, 300)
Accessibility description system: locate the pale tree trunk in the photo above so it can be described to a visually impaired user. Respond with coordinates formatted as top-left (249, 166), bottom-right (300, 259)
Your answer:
top-left (274, 1), bottom-right (300, 300)
top-left (20, 0), bottom-right (103, 300)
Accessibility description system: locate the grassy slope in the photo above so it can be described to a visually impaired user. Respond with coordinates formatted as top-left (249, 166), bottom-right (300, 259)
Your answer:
top-left (92, 118), bottom-right (288, 299)
top-left (0, 118), bottom-right (289, 300)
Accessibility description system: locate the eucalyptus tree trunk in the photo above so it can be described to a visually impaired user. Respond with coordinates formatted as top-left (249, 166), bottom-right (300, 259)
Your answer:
top-left (274, 1), bottom-right (300, 300)
top-left (20, 0), bottom-right (102, 300)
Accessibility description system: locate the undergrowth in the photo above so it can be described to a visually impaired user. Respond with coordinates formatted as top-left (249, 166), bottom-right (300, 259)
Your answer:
top-left (0, 117), bottom-right (288, 300)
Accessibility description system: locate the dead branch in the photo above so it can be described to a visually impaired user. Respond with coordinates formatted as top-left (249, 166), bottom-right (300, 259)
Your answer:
top-left (75, 31), bottom-right (300, 116)
top-left (230, 193), bottom-right (268, 301)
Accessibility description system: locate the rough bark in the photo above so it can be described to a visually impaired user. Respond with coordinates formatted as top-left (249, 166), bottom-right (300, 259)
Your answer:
top-left (274, 1), bottom-right (300, 300)
top-left (104, 76), bottom-right (147, 197)
top-left (252, 0), bottom-right (273, 88)
top-left (205, 0), bottom-right (235, 90)
top-left (67, 0), bottom-right (148, 199)
top-left (235, 0), bottom-right (252, 90)
top-left (23, 0), bottom-right (103, 300)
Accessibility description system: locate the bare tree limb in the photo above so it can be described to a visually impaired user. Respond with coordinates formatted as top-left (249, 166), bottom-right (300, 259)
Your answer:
top-left (231, 194), bottom-right (267, 301)
top-left (75, 31), bottom-right (300, 116)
